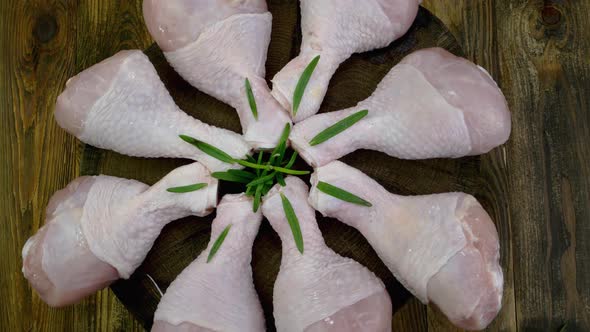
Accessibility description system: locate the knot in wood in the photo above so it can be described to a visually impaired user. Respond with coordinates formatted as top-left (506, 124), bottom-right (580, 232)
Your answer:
top-left (541, 4), bottom-right (562, 26)
top-left (33, 14), bottom-right (58, 43)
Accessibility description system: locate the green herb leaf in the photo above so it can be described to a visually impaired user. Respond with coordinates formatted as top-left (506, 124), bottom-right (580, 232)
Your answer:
top-left (228, 169), bottom-right (256, 180)
top-left (236, 159), bottom-right (308, 175)
top-left (280, 193), bottom-right (304, 254)
top-left (167, 183), bottom-right (208, 193)
top-left (276, 173), bottom-right (286, 186)
top-left (245, 78), bottom-right (258, 120)
top-left (212, 172), bottom-right (251, 184)
top-left (267, 152), bottom-right (279, 168)
top-left (207, 224), bottom-right (232, 263)
top-left (236, 159), bottom-right (270, 170)
top-left (262, 182), bottom-right (273, 196)
top-left (277, 123), bottom-right (291, 147)
top-left (274, 166), bottom-right (309, 175)
top-left (247, 172), bottom-right (276, 187)
top-left (293, 55), bottom-right (320, 116)
top-left (262, 184), bottom-right (273, 197)
top-left (266, 123), bottom-right (291, 167)
top-left (256, 151), bottom-right (264, 176)
top-left (236, 160), bottom-right (309, 175)
top-left (179, 135), bottom-right (235, 164)
top-left (309, 110), bottom-right (369, 146)
top-left (271, 123), bottom-right (291, 154)
top-left (245, 185), bottom-right (254, 196)
top-left (284, 151), bottom-right (298, 169)
top-left (253, 184), bottom-right (263, 212)
top-left (276, 144), bottom-right (287, 165)
top-left (316, 181), bottom-right (372, 207)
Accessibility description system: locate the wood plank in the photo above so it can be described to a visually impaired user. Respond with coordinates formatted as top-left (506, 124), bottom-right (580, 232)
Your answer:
top-left (0, 1), bottom-right (81, 331)
top-left (494, 0), bottom-right (590, 331)
top-left (422, 2), bottom-right (517, 331)
top-left (0, 0), bottom-right (149, 330)
top-left (392, 297), bottom-right (428, 331)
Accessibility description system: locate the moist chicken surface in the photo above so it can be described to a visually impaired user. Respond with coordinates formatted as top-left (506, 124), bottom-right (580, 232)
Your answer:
top-left (271, 0), bottom-right (421, 122)
top-left (54, 50), bottom-right (250, 172)
top-left (22, 163), bottom-right (217, 307)
top-left (309, 161), bottom-right (503, 330)
top-left (143, 0), bottom-right (292, 149)
top-left (263, 177), bottom-right (393, 332)
top-left (153, 194), bottom-right (265, 332)
top-left (291, 48), bottom-right (512, 167)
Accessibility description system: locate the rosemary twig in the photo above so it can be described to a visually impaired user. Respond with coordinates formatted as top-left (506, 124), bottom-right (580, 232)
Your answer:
top-left (247, 172), bottom-right (277, 187)
top-left (280, 193), bottom-right (304, 254)
top-left (207, 224), bottom-right (232, 263)
top-left (293, 55), bottom-right (320, 116)
top-left (245, 78), bottom-right (258, 120)
top-left (179, 135), bottom-right (234, 163)
top-left (167, 183), bottom-right (208, 193)
top-left (212, 172), bottom-right (251, 184)
top-left (235, 160), bottom-right (309, 175)
top-left (309, 109), bottom-right (368, 146)
top-left (316, 181), bottom-right (372, 207)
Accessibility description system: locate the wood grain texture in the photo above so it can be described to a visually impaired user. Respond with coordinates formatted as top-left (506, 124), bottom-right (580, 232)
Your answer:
top-left (494, 1), bottom-right (590, 331)
top-left (0, 0), bottom-right (147, 331)
top-left (1, 0), bottom-right (588, 331)
top-left (423, 1), bottom-right (590, 331)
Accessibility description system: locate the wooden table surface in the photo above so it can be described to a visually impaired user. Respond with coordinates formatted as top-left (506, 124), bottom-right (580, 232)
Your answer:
top-left (1, 1), bottom-right (589, 331)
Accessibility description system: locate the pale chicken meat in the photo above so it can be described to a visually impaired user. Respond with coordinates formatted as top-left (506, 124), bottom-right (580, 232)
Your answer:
top-left (54, 50), bottom-right (250, 172)
top-left (308, 161), bottom-right (503, 330)
top-left (143, 0), bottom-right (292, 149)
top-left (262, 177), bottom-right (392, 332)
top-left (22, 163), bottom-right (218, 307)
top-left (291, 48), bottom-right (512, 167)
top-left (153, 194), bottom-right (265, 332)
top-left (271, 0), bottom-right (421, 122)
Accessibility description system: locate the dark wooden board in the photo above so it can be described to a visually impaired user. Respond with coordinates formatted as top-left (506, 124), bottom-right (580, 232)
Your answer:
top-left (92, 5), bottom-right (483, 331)
top-left (494, 1), bottom-right (590, 332)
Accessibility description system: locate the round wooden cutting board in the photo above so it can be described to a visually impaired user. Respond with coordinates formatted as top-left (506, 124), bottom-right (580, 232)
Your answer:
top-left (81, 3), bottom-right (477, 330)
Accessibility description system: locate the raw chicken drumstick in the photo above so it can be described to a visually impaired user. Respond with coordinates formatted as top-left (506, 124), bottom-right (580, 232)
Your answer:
top-left (309, 161), bottom-right (503, 330)
top-left (262, 177), bottom-right (392, 332)
top-left (22, 163), bottom-right (218, 307)
top-left (143, 0), bottom-right (292, 149)
top-left (153, 194), bottom-right (265, 332)
top-left (271, 0), bottom-right (421, 122)
top-left (55, 50), bottom-right (250, 172)
top-left (291, 47), bottom-right (512, 167)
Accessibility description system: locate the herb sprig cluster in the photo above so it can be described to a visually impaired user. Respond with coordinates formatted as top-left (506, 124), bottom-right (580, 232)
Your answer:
top-left (166, 55), bottom-right (374, 262)
top-left (181, 123), bottom-right (309, 213)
